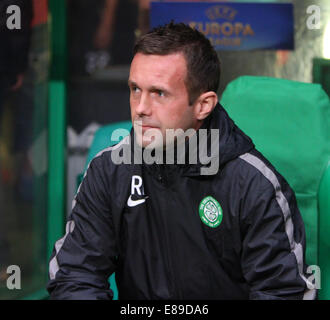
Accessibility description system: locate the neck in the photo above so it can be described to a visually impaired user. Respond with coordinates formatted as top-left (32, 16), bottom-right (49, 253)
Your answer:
top-left (193, 119), bottom-right (204, 132)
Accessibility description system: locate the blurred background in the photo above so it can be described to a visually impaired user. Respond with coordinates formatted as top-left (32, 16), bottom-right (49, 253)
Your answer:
top-left (0, 0), bottom-right (329, 299)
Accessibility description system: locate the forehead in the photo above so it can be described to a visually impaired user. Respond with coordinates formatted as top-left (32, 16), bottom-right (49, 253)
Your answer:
top-left (129, 52), bottom-right (187, 88)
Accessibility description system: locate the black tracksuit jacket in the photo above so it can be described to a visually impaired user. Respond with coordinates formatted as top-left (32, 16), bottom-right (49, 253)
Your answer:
top-left (47, 103), bottom-right (316, 300)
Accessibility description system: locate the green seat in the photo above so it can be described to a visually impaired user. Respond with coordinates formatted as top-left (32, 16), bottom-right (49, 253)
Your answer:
top-left (220, 76), bottom-right (330, 299)
top-left (82, 120), bottom-right (132, 300)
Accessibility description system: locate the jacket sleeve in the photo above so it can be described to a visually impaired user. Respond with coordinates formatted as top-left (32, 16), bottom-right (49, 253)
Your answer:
top-left (47, 155), bottom-right (118, 300)
top-left (239, 162), bottom-right (317, 300)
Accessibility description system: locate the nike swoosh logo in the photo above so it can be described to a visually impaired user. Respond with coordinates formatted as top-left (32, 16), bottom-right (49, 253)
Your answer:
top-left (127, 195), bottom-right (149, 207)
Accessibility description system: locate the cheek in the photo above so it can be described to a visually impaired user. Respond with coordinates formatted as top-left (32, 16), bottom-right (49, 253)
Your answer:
top-left (173, 105), bottom-right (195, 129)
top-left (159, 110), bottom-right (192, 137)
top-left (157, 108), bottom-right (180, 130)
top-left (130, 99), bottom-right (138, 119)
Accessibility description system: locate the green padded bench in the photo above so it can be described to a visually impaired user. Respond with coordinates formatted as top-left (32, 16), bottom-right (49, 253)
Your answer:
top-left (220, 76), bottom-right (330, 299)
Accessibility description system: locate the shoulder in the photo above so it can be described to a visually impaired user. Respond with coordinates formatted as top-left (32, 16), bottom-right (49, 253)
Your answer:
top-left (82, 135), bottom-right (133, 191)
top-left (220, 148), bottom-right (293, 200)
top-left (87, 135), bottom-right (132, 170)
top-left (220, 149), bottom-right (300, 223)
top-left (76, 135), bottom-right (134, 206)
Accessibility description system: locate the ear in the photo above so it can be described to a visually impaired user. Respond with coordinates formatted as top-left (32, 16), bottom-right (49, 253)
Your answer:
top-left (194, 91), bottom-right (218, 121)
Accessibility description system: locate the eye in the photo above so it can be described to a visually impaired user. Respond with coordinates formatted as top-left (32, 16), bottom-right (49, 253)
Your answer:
top-left (154, 90), bottom-right (165, 97)
top-left (131, 86), bottom-right (141, 93)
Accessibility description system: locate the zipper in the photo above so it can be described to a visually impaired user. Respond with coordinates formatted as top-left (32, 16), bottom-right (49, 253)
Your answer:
top-left (162, 187), bottom-right (182, 299)
top-left (158, 166), bottom-right (182, 299)
top-left (146, 163), bottom-right (182, 298)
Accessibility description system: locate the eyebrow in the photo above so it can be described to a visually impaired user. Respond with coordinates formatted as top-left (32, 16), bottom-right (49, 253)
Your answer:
top-left (127, 80), bottom-right (137, 87)
top-left (128, 80), bottom-right (169, 93)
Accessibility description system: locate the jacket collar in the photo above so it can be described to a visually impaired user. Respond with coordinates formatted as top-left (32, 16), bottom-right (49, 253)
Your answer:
top-left (129, 103), bottom-right (255, 177)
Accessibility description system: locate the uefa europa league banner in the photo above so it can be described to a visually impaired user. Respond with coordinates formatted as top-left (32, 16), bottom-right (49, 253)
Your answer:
top-left (150, 2), bottom-right (294, 50)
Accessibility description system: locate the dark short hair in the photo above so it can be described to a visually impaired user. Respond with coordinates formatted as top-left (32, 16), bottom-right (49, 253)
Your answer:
top-left (133, 22), bottom-right (221, 105)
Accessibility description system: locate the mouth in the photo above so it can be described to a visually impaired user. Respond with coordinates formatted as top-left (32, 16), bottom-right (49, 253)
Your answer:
top-left (134, 122), bottom-right (158, 130)
top-left (142, 125), bottom-right (157, 129)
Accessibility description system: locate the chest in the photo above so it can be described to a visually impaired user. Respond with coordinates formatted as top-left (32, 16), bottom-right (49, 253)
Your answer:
top-left (120, 170), bottom-right (243, 263)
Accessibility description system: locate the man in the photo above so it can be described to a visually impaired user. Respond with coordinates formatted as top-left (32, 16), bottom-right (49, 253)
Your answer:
top-left (47, 23), bottom-right (316, 300)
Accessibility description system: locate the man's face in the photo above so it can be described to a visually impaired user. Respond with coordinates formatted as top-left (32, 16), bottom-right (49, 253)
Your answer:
top-left (129, 52), bottom-right (199, 148)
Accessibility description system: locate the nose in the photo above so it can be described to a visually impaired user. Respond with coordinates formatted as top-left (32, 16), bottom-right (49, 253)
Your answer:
top-left (134, 92), bottom-right (152, 117)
